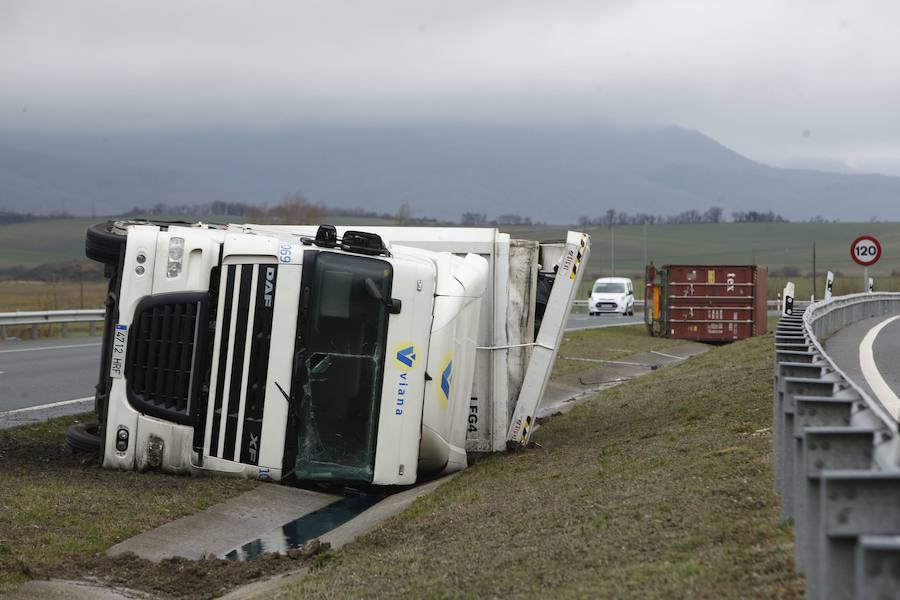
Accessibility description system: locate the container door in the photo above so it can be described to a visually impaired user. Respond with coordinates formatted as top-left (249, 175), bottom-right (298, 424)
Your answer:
top-left (507, 231), bottom-right (590, 447)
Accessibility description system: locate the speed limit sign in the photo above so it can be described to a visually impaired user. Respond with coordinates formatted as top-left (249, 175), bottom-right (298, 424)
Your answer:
top-left (851, 235), bottom-right (882, 267)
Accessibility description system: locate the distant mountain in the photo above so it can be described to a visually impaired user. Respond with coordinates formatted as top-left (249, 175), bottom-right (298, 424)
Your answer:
top-left (2, 123), bottom-right (899, 222)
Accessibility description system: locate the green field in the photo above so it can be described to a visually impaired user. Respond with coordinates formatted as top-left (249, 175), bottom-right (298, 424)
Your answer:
top-left (0, 218), bottom-right (99, 268)
top-left (0, 216), bottom-right (401, 269)
top-left (510, 220), bottom-right (900, 275)
top-left (3, 218), bottom-right (898, 299)
top-left (506, 221), bottom-right (900, 299)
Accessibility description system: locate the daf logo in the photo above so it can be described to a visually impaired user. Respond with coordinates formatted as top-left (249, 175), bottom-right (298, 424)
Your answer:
top-left (263, 266), bottom-right (276, 307)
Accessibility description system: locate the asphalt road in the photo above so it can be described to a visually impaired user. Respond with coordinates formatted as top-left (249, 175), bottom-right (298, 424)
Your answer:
top-left (565, 312), bottom-right (644, 331)
top-left (0, 339), bottom-right (100, 413)
top-left (0, 311), bottom-right (646, 418)
top-left (823, 313), bottom-right (900, 419)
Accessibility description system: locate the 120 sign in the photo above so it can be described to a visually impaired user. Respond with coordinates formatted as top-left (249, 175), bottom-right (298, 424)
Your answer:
top-left (850, 235), bottom-right (882, 267)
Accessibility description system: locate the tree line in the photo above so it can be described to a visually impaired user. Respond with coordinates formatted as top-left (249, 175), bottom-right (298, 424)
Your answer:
top-left (576, 207), bottom-right (788, 226)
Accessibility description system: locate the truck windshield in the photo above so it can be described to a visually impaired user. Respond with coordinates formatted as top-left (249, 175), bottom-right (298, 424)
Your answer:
top-left (292, 252), bottom-right (392, 483)
top-left (594, 282), bottom-right (626, 294)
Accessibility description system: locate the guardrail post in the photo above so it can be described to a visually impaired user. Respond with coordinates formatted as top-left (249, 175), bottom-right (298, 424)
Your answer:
top-left (794, 426), bottom-right (875, 591)
top-left (855, 535), bottom-right (900, 599)
top-left (819, 471), bottom-right (900, 600)
top-left (779, 375), bottom-right (842, 520)
top-left (89, 321), bottom-right (96, 336)
top-left (61, 322), bottom-right (68, 338)
top-left (30, 324), bottom-right (38, 340)
top-left (773, 311), bottom-right (812, 496)
top-left (0, 325), bottom-right (5, 340)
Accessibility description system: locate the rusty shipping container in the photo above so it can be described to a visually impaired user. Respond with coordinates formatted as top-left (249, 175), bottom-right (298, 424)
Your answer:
top-left (644, 264), bottom-right (768, 342)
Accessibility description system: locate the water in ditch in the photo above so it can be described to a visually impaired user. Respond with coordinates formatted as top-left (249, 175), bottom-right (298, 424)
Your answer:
top-left (223, 491), bottom-right (384, 560)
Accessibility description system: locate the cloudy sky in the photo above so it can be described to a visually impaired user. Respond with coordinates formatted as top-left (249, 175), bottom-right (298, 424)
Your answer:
top-left (2, 0), bottom-right (900, 174)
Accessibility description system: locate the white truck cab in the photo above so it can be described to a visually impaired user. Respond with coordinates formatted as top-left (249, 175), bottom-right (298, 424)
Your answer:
top-left (588, 277), bottom-right (634, 316)
top-left (85, 221), bottom-right (589, 486)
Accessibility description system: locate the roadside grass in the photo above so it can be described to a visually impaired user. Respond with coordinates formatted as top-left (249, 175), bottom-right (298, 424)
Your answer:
top-left (0, 281), bottom-right (107, 312)
top-left (0, 281), bottom-right (108, 341)
top-left (552, 324), bottom-right (685, 378)
top-left (284, 333), bottom-right (802, 599)
top-left (0, 415), bottom-right (257, 594)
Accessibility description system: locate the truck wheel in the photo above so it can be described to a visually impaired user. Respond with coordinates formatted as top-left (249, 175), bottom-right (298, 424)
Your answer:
top-left (86, 222), bottom-right (127, 265)
top-left (66, 421), bottom-right (102, 453)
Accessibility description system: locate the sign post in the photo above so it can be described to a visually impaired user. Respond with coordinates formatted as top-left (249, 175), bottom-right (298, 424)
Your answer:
top-left (850, 235), bottom-right (882, 293)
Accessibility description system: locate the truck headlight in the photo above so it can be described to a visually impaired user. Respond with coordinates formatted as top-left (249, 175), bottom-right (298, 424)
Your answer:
top-left (167, 237), bottom-right (185, 278)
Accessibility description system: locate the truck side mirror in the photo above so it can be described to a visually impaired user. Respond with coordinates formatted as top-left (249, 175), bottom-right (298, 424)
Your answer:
top-left (366, 278), bottom-right (402, 314)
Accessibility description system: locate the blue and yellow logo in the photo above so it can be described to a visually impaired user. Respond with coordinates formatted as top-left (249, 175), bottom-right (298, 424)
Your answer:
top-left (393, 343), bottom-right (418, 371)
top-left (436, 353), bottom-right (453, 410)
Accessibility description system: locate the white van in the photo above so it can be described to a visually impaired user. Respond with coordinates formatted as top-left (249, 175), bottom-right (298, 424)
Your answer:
top-left (589, 277), bottom-right (634, 316)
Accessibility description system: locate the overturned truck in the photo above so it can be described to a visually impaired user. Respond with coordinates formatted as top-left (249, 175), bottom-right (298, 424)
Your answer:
top-left (84, 221), bottom-right (589, 486)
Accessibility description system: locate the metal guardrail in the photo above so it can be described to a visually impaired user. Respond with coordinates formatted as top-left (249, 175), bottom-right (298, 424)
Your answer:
top-left (572, 299), bottom-right (780, 309)
top-left (773, 292), bottom-right (900, 599)
top-left (0, 309), bottom-right (105, 339)
top-left (572, 299), bottom-right (646, 307)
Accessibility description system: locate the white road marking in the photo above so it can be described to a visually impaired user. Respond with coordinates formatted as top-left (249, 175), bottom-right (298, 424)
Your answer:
top-left (859, 315), bottom-right (900, 420)
top-left (561, 356), bottom-right (655, 368)
top-left (0, 342), bottom-right (101, 355)
top-left (565, 320), bottom-right (642, 331)
top-left (650, 350), bottom-right (687, 361)
top-left (0, 396), bottom-right (94, 417)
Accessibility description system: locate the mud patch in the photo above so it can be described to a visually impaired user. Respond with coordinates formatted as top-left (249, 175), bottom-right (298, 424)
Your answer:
top-left (39, 540), bottom-right (328, 600)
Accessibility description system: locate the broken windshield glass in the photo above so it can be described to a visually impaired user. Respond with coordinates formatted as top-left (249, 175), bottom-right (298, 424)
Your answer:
top-left (292, 251), bottom-right (392, 483)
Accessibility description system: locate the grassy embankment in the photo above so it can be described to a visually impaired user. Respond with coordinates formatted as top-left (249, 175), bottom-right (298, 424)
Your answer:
top-left (0, 415), bottom-right (258, 593)
top-left (285, 333), bottom-right (801, 599)
top-left (551, 324), bottom-right (684, 378)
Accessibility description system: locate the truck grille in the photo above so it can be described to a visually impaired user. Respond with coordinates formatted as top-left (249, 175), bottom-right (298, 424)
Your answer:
top-left (126, 294), bottom-right (208, 424)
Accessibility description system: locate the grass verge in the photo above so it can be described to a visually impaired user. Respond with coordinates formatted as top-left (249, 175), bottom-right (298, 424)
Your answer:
top-left (0, 280), bottom-right (107, 312)
top-left (0, 415), bottom-right (258, 594)
top-left (283, 333), bottom-right (802, 599)
top-left (552, 324), bottom-right (686, 378)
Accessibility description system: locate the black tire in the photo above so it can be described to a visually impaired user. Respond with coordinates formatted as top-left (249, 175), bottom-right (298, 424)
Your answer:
top-left (86, 222), bottom-right (127, 265)
top-left (66, 421), bottom-right (102, 453)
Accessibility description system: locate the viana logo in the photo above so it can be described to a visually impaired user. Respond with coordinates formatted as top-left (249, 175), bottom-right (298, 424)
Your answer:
top-left (393, 344), bottom-right (418, 371)
top-left (436, 353), bottom-right (453, 410)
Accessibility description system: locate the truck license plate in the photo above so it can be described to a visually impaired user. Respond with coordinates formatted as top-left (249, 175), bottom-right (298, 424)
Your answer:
top-left (109, 324), bottom-right (128, 379)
